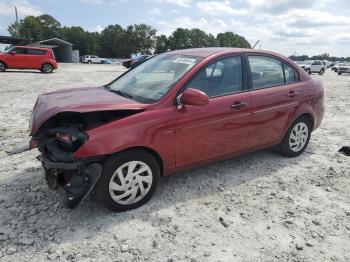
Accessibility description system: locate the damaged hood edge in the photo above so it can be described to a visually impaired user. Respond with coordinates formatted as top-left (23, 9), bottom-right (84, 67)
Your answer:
top-left (30, 87), bottom-right (148, 135)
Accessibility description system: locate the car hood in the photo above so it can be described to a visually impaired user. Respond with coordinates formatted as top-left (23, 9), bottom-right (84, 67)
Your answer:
top-left (29, 86), bottom-right (147, 135)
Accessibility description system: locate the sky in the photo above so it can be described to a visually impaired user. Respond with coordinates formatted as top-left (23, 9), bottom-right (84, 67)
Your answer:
top-left (0, 0), bottom-right (349, 57)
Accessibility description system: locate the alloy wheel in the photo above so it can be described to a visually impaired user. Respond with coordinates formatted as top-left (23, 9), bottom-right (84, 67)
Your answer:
top-left (42, 64), bottom-right (53, 73)
top-left (109, 161), bottom-right (153, 205)
top-left (0, 62), bottom-right (5, 72)
top-left (289, 122), bottom-right (309, 152)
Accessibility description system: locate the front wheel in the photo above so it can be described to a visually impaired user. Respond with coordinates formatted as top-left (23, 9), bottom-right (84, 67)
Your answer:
top-left (319, 69), bottom-right (324, 75)
top-left (41, 63), bottom-right (54, 73)
top-left (306, 68), bottom-right (311, 75)
top-left (338, 71), bottom-right (342, 75)
top-left (0, 62), bottom-right (6, 72)
top-left (278, 117), bottom-right (311, 157)
top-left (94, 150), bottom-right (160, 211)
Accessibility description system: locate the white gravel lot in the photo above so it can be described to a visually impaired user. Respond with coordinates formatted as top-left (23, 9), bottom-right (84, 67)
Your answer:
top-left (0, 64), bottom-right (349, 262)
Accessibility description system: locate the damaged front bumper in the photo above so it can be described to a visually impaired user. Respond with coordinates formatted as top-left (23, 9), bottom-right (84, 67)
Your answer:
top-left (33, 126), bottom-right (103, 209)
top-left (38, 154), bottom-right (103, 208)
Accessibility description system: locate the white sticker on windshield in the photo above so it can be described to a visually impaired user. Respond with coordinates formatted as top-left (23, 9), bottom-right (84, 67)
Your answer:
top-left (173, 57), bottom-right (196, 64)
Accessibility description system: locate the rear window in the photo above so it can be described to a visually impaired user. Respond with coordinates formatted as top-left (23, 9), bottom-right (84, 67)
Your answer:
top-left (248, 55), bottom-right (284, 89)
top-left (27, 49), bottom-right (47, 55)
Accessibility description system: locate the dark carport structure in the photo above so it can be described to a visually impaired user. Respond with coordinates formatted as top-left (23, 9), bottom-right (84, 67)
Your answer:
top-left (32, 38), bottom-right (73, 62)
top-left (0, 35), bottom-right (32, 45)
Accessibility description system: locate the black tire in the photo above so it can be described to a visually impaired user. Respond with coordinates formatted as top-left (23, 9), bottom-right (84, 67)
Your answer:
top-left (306, 69), bottom-right (311, 75)
top-left (319, 69), bottom-right (324, 75)
top-left (88, 60), bottom-right (92, 64)
top-left (277, 117), bottom-right (312, 157)
top-left (94, 149), bottom-right (160, 212)
top-left (338, 71), bottom-right (342, 75)
top-left (0, 62), bottom-right (6, 72)
top-left (41, 63), bottom-right (54, 73)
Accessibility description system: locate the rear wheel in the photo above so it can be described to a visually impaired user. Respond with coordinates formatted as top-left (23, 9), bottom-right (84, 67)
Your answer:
top-left (0, 62), bottom-right (6, 72)
top-left (88, 60), bottom-right (92, 64)
top-left (278, 117), bottom-right (311, 157)
top-left (94, 149), bottom-right (160, 211)
top-left (41, 63), bottom-right (53, 73)
top-left (338, 71), bottom-right (342, 75)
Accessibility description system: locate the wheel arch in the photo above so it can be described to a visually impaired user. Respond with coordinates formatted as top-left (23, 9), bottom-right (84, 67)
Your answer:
top-left (0, 60), bottom-right (8, 68)
top-left (110, 146), bottom-right (164, 176)
top-left (279, 112), bottom-right (315, 144)
top-left (41, 62), bottom-right (54, 68)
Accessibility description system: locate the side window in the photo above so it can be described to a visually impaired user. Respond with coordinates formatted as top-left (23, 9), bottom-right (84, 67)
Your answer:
top-left (284, 63), bottom-right (296, 84)
top-left (248, 56), bottom-right (284, 89)
top-left (187, 56), bottom-right (243, 98)
top-left (14, 48), bottom-right (27, 54)
top-left (27, 49), bottom-right (46, 55)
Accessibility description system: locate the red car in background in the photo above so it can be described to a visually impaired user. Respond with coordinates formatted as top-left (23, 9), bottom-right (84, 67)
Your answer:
top-left (0, 46), bottom-right (58, 73)
top-left (29, 48), bottom-right (324, 211)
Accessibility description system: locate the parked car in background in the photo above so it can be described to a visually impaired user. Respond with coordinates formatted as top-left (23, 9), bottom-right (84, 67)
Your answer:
top-left (130, 55), bottom-right (152, 68)
top-left (0, 46), bottom-right (58, 73)
top-left (332, 63), bottom-right (342, 72)
top-left (122, 55), bottom-right (150, 68)
top-left (29, 48), bottom-right (324, 211)
top-left (337, 63), bottom-right (350, 75)
top-left (81, 55), bottom-right (105, 64)
top-left (302, 60), bottom-right (326, 75)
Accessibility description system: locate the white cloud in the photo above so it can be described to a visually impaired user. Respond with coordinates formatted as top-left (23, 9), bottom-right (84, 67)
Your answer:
top-left (196, 1), bottom-right (246, 16)
top-left (158, 16), bottom-right (232, 36)
top-left (155, 0), bottom-right (192, 8)
top-left (80, 0), bottom-right (102, 4)
top-left (0, 0), bottom-right (42, 17)
top-left (92, 25), bottom-right (104, 32)
top-left (149, 7), bottom-right (161, 16)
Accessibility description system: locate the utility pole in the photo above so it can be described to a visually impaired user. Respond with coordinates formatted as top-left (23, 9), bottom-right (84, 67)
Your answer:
top-left (15, 6), bottom-right (20, 37)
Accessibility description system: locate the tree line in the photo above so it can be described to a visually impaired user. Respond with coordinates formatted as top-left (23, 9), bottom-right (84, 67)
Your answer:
top-left (8, 14), bottom-right (251, 58)
top-left (289, 53), bottom-right (350, 62)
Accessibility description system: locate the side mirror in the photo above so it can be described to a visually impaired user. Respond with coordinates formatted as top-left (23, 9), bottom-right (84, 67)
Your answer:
top-left (9, 51), bottom-right (16, 55)
top-left (179, 88), bottom-right (209, 107)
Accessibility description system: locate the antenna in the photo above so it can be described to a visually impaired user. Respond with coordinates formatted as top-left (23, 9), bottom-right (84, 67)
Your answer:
top-left (15, 6), bottom-right (20, 37)
top-left (252, 40), bottom-right (260, 49)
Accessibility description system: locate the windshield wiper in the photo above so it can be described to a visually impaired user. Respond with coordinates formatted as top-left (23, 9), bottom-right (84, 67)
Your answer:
top-left (106, 86), bottom-right (134, 99)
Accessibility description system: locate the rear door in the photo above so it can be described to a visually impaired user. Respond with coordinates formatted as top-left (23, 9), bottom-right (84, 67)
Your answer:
top-left (246, 55), bottom-right (302, 149)
top-left (26, 48), bottom-right (46, 68)
top-left (175, 55), bottom-right (252, 168)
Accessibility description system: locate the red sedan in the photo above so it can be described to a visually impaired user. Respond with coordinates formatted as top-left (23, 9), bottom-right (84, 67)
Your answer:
top-left (29, 48), bottom-right (324, 211)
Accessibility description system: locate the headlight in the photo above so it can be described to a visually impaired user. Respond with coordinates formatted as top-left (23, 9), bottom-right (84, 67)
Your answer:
top-left (56, 133), bottom-right (73, 143)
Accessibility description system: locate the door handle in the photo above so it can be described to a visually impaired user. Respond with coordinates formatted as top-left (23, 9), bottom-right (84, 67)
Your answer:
top-left (287, 90), bottom-right (297, 98)
top-left (230, 101), bottom-right (245, 110)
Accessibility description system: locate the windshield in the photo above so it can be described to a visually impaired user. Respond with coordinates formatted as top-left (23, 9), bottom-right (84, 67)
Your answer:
top-left (106, 54), bottom-right (202, 103)
top-left (4, 46), bottom-right (15, 53)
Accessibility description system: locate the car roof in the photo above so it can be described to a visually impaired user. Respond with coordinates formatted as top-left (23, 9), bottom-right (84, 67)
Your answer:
top-left (167, 47), bottom-right (283, 58)
top-left (15, 45), bottom-right (52, 51)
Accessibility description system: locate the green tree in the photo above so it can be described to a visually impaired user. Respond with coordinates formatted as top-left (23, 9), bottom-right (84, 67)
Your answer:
top-left (155, 34), bottom-right (170, 54)
top-left (126, 24), bottom-right (157, 55)
top-left (36, 14), bottom-right (61, 39)
top-left (168, 28), bottom-right (192, 50)
top-left (8, 15), bottom-right (44, 41)
top-left (216, 32), bottom-right (251, 48)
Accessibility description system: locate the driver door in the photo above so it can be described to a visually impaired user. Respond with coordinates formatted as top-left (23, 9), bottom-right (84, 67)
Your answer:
top-left (175, 55), bottom-right (251, 169)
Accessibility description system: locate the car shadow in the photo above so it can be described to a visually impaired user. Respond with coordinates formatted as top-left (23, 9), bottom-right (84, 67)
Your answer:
top-left (0, 149), bottom-right (309, 253)
top-left (2, 70), bottom-right (48, 74)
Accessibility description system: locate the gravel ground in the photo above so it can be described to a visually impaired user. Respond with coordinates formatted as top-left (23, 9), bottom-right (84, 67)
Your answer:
top-left (0, 64), bottom-right (349, 262)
